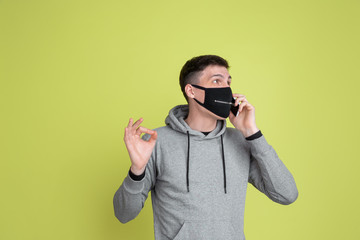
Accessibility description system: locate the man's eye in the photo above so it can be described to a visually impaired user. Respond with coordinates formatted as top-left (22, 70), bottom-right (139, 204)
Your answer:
top-left (213, 79), bottom-right (219, 83)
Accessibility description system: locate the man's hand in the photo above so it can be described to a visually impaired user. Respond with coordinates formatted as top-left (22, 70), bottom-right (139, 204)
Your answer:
top-left (124, 118), bottom-right (157, 175)
top-left (229, 94), bottom-right (259, 138)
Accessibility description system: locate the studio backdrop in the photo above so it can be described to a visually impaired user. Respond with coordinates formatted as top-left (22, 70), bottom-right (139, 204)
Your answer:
top-left (1, 0), bottom-right (359, 239)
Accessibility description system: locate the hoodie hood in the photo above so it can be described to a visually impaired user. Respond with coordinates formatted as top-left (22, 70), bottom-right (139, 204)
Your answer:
top-left (165, 104), bottom-right (227, 140)
top-left (165, 104), bottom-right (228, 194)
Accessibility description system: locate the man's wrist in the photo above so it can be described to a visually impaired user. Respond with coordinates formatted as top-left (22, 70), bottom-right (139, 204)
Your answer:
top-left (129, 166), bottom-right (145, 181)
top-left (130, 165), bottom-right (146, 176)
top-left (242, 126), bottom-right (260, 138)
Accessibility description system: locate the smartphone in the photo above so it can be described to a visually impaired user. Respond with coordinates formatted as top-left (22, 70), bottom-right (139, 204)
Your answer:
top-left (231, 97), bottom-right (239, 116)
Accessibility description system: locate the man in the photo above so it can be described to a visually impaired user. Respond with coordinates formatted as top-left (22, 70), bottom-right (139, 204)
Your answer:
top-left (113, 55), bottom-right (298, 240)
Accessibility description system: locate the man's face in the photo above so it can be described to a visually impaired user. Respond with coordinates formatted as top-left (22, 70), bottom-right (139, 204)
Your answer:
top-left (187, 64), bottom-right (233, 120)
top-left (190, 65), bottom-right (232, 104)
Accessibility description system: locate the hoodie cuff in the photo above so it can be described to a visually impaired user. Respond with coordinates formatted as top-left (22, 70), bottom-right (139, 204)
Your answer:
top-left (123, 170), bottom-right (145, 194)
top-left (246, 134), bottom-right (272, 155)
top-left (245, 130), bottom-right (262, 140)
top-left (129, 167), bottom-right (145, 181)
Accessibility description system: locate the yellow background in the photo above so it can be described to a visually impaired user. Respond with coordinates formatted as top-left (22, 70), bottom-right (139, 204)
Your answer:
top-left (1, 0), bottom-right (359, 239)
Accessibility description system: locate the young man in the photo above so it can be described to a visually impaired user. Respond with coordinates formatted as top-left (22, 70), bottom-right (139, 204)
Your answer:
top-left (113, 55), bottom-right (298, 240)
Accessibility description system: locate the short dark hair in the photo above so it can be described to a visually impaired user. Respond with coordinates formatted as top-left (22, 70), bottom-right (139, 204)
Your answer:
top-left (179, 54), bottom-right (229, 102)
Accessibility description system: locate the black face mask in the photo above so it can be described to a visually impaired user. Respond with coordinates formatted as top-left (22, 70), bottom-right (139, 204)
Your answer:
top-left (191, 84), bottom-right (233, 118)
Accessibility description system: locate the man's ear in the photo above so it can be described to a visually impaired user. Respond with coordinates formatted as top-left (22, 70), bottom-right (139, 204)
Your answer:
top-left (185, 84), bottom-right (195, 99)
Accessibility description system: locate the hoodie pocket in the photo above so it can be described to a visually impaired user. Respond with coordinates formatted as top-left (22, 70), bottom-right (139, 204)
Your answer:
top-left (173, 219), bottom-right (236, 240)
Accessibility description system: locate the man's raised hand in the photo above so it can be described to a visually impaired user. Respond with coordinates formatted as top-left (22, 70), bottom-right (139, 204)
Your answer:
top-left (124, 118), bottom-right (157, 175)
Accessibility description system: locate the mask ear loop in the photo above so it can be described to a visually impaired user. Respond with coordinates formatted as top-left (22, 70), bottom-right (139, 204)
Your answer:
top-left (190, 84), bottom-right (206, 106)
top-left (191, 84), bottom-right (206, 90)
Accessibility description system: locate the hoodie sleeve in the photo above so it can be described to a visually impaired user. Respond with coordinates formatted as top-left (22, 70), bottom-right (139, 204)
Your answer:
top-left (113, 133), bottom-right (157, 223)
top-left (247, 134), bottom-right (298, 205)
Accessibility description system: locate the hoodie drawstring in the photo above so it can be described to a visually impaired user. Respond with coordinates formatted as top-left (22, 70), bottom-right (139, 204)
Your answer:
top-left (186, 131), bottom-right (190, 192)
top-left (220, 134), bottom-right (227, 194)
top-left (186, 131), bottom-right (227, 194)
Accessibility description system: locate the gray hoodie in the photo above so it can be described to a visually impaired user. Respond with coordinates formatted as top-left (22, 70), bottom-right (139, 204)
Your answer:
top-left (113, 104), bottom-right (298, 240)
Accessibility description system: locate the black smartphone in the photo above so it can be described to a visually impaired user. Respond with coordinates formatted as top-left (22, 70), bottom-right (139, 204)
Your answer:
top-left (231, 97), bottom-right (239, 116)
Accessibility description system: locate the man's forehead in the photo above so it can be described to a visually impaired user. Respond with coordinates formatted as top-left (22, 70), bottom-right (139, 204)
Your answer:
top-left (202, 65), bottom-right (231, 78)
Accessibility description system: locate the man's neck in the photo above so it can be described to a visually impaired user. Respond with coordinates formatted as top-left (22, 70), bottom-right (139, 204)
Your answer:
top-left (184, 104), bottom-right (217, 132)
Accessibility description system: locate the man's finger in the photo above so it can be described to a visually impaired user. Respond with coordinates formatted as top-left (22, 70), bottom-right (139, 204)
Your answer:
top-left (232, 93), bottom-right (245, 98)
top-left (127, 118), bottom-right (134, 128)
top-left (132, 118), bottom-right (144, 130)
top-left (123, 127), bottom-right (132, 145)
top-left (135, 126), bottom-right (155, 136)
top-left (234, 96), bottom-right (247, 106)
top-left (245, 102), bottom-right (254, 110)
top-left (239, 101), bottom-right (247, 112)
top-left (148, 130), bottom-right (158, 142)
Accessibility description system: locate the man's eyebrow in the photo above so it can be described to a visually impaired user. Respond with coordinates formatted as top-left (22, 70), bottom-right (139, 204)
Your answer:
top-left (210, 74), bottom-right (232, 79)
